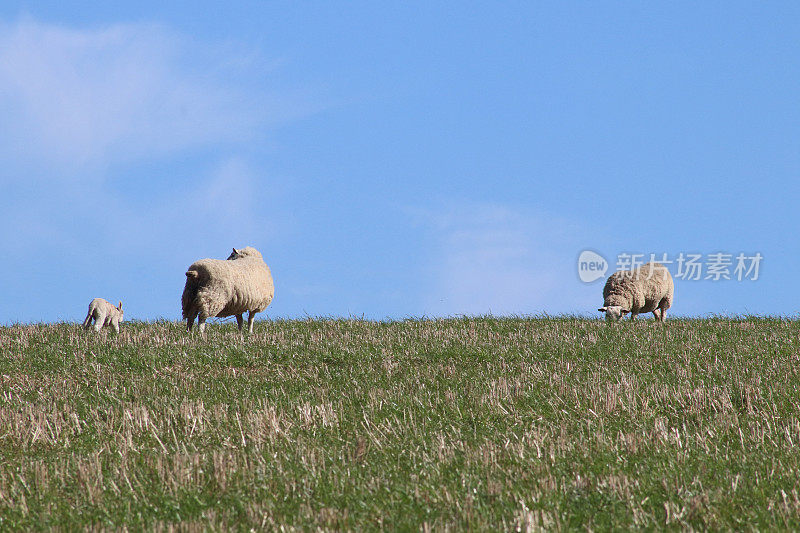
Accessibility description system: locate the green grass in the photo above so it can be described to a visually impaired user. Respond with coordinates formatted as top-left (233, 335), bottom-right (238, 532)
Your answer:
top-left (0, 317), bottom-right (799, 530)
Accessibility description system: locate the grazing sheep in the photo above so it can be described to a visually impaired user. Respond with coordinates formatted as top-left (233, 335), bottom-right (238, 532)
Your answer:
top-left (598, 262), bottom-right (673, 322)
top-left (182, 246), bottom-right (274, 334)
top-left (83, 298), bottom-right (124, 333)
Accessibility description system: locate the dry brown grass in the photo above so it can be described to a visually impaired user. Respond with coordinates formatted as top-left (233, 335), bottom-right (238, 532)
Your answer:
top-left (0, 316), bottom-right (798, 529)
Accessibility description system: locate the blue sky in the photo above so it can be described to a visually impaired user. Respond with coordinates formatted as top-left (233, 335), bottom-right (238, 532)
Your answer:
top-left (0, 2), bottom-right (798, 323)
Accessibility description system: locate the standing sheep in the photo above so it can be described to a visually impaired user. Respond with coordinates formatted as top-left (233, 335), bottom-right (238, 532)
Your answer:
top-left (83, 298), bottom-right (124, 333)
top-left (182, 246), bottom-right (274, 334)
top-left (598, 262), bottom-right (674, 322)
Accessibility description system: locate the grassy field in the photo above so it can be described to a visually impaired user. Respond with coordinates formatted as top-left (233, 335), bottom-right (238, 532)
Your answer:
top-left (0, 317), bottom-right (799, 530)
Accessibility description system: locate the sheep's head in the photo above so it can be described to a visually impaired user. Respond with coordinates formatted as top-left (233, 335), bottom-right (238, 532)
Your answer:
top-left (598, 306), bottom-right (629, 322)
top-left (227, 247), bottom-right (262, 260)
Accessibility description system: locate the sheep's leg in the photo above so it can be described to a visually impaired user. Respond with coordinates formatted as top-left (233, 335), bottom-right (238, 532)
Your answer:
top-left (235, 314), bottom-right (244, 331)
top-left (247, 311), bottom-right (256, 333)
top-left (659, 307), bottom-right (667, 322)
top-left (630, 313), bottom-right (638, 321)
top-left (83, 311), bottom-right (93, 329)
top-left (94, 311), bottom-right (107, 332)
top-left (198, 317), bottom-right (207, 336)
top-left (652, 310), bottom-right (661, 321)
top-left (187, 310), bottom-right (199, 332)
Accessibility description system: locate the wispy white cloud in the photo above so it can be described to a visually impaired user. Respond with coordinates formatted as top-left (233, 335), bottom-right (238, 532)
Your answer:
top-left (114, 156), bottom-right (281, 256)
top-left (0, 18), bottom-right (272, 175)
top-left (0, 16), bottom-right (297, 247)
top-left (412, 202), bottom-right (598, 316)
top-left (0, 18), bottom-right (298, 321)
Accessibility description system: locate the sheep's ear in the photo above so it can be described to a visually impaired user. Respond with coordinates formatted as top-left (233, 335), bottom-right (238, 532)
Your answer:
top-left (598, 307), bottom-right (607, 312)
top-left (118, 301), bottom-right (123, 310)
top-left (232, 247), bottom-right (237, 254)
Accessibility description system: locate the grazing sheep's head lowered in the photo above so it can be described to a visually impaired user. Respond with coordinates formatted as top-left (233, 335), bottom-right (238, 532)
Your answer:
top-left (597, 262), bottom-right (674, 323)
top-left (598, 306), bottom-right (630, 322)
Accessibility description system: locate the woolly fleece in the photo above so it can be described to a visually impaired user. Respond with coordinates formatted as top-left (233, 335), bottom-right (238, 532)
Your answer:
top-left (182, 246), bottom-right (274, 333)
top-left (601, 262), bottom-right (674, 321)
top-left (83, 298), bottom-right (124, 333)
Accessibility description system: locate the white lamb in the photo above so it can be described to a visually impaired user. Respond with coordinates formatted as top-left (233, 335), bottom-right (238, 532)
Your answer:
top-left (182, 246), bottom-right (274, 334)
top-left (83, 298), bottom-right (124, 333)
top-left (598, 262), bottom-right (674, 322)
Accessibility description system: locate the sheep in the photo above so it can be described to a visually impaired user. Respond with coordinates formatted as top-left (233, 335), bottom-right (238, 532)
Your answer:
top-left (182, 246), bottom-right (274, 334)
top-left (82, 298), bottom-right (124, 333)
top-left (598, 261), bottom-right (673, 322)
